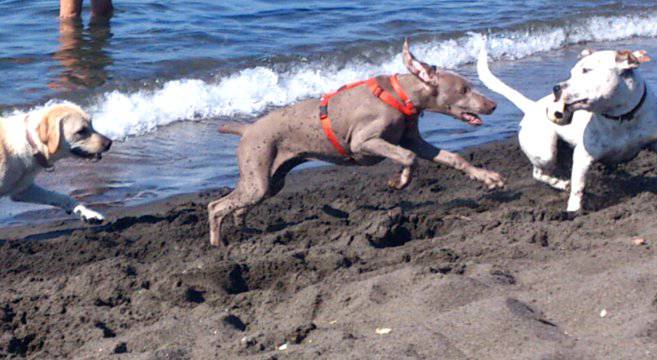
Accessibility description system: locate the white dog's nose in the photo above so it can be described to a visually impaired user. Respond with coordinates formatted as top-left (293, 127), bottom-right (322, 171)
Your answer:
top-left (553, 85), bottom-right (563, 100)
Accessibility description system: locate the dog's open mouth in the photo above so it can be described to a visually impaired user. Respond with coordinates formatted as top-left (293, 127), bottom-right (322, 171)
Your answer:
top-left (565, 98), bottom-right (589, 111)
top-left (460, 112), bottom-right (483, 126)
top-left (71, 148), bottom-right (103, 162)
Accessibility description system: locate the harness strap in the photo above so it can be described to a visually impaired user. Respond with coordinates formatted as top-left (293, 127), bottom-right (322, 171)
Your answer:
top-left (367, 74), bottom-right (417, 116)
top-left (319, 80), bottom-right (368, 156)
top-left (319, 74), bottom-right (417, 157)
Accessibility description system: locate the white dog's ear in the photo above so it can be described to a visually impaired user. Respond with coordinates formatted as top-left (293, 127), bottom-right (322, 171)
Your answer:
top-left (403, 38), bottom-right (439, 86)
top-left (38, 111), bottom-right (62, 156)
top-left (579, 48), bottom-right (594, 58)
top-left (616, 50), bottom-right (651, 69)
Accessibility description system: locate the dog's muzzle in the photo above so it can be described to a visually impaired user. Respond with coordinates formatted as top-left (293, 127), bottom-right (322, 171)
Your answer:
top-left (71, 148), bottom-right (104, 162)
top-left (102, 137), bottom-right (113, 151)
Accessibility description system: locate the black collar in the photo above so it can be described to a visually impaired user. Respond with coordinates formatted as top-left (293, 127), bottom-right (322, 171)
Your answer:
top-left (602, 83), bottom-right (648, 122)
top-left (24, 116), bottom-right (54, 171)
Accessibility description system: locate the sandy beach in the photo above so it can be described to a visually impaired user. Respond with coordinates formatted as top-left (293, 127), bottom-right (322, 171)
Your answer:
top-left (2, 138), bottom-right (657, 359)
top-left (3, 1), bottom-right (657, 359)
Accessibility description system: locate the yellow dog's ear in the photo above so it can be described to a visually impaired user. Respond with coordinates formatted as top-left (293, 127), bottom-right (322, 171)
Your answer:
top-left (37, 110), bottom-right (63, 156)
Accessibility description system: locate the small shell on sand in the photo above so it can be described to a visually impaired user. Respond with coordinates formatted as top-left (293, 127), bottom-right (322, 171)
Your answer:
top-left (600, 309), bottom-right (607, 318)
top-left (632, 238), bottom-right (646, 246)
top-left (375, 328), bottom-right (392, 335)
top-left (278, 343), bottom-right (288, 351)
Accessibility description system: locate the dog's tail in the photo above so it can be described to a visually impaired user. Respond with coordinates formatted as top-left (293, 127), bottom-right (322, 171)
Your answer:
top-left (477, 45), bottom-right (535, 114)
top-left (218, 122), bottom-right (248, 136)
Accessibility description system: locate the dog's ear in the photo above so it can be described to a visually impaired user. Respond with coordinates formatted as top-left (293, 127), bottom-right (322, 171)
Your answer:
top-left (579, 48), bottom-right (594, 59)
top-left (403, 39), bottom-right (438, 86)
top-left (616, 50), bottom-right (651, 69)
top-left (37, 110), bottom-right (63, 156)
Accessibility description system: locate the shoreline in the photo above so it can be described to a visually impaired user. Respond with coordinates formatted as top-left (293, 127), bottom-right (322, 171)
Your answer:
top-left (2, 137), bottom-right (657, 358)
top-left (0, 134), bottom-right (509, 239)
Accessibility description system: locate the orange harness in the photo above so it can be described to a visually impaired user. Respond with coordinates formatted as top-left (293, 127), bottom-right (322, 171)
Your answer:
top-left (319, 74), bottom-right (417, 157)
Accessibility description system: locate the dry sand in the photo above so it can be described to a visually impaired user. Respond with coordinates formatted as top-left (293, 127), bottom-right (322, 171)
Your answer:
top-left (1, 139), bottom-right (657, 359)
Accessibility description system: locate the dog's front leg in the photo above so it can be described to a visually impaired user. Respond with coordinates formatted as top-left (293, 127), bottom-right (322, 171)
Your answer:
top-left (401, 132), bottom-right (504, 189)
top-left (434, 150), bottom-right (505, 189)
top-left (357, 138), bottom-right (416, 189)
top-left (567, 147), bottom-right (594, 212)
top-left (10, 184), bottom-right (105, 224)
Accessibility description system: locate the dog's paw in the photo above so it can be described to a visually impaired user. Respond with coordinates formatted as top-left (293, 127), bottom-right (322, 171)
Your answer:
top-left (387, 176), bottom-right (410, 190)
top-left (552, 180), bottom-right (570, 192)
top-left (73, 205), bottom-right (105, 224)
top-left (566, 198), bottom-right (583, 213)
top-left (470, 169), bottom-right (505, 189)
top-left (387, 167), bottom-right (413, 190)
top-left (561, 210), bottom-right (584, 221)
top-left (387, 178), bottom-right (403, 190)
top-left (210, 233), bottom-right (225, 247)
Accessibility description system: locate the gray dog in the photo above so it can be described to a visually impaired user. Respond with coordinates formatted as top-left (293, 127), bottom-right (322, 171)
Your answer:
top-left (211, 40), bottom-right (504, 246)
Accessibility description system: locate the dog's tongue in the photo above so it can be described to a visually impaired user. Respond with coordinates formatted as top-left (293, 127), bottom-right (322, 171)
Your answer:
top-left (463, 113), bottom-right (483, 126)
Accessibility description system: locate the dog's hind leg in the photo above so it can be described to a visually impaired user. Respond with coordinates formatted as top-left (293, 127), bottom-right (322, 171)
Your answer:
top-left (209, 178), bottom-right (269, 246)
top-left (269, 156), bottom-right (306, 197)
top-left (520, 123), bottom-right (569, 191)
top-left (231, 155), bottom-right (305, 227)
top-left (208, 144), bottom-right (274, 246)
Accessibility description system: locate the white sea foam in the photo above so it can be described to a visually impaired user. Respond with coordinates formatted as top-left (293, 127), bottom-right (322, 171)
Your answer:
top-left (8, 12), bottom-right (657, 140)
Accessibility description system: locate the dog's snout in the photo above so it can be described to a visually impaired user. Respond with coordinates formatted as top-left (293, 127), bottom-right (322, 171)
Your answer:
top-left (489, 102), bottom-right (497, 113)
top-left (479, 98), bottom-right (497, 115)
top-left (484, 99), bottom-right (497, 114)
top-left (553, 85), bottom-right (562, 101)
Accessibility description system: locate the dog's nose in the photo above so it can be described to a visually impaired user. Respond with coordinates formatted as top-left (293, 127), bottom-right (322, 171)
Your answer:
top-left (483, 100), bottom-right (497, 114)
top-left (553, 85), bottom-right (563, 100)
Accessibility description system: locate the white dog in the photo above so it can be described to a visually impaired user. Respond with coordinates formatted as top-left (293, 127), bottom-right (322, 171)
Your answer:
top-left (478, 45), bottom-right (654, 212)
top-left (0, 103), bottom-right (112, 223)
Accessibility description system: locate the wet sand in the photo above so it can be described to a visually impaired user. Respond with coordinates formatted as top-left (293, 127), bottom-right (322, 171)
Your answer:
top-left (2, 138), bottom-right (657, 359)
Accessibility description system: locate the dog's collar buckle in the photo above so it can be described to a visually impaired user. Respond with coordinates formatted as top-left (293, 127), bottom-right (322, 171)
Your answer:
top-left (24, 116), bottom-right (54, 172)
top-left (602, 83), bottom-right (648, 123)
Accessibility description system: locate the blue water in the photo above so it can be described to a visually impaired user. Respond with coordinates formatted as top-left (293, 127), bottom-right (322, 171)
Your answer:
top-left (1, 0), bottom-right (655, 106)
top-left (1, 0), bottom-right (657, 225)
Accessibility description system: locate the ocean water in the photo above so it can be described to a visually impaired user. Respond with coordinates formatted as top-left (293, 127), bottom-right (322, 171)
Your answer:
top-left (1, 0), bottom-right (657, 225)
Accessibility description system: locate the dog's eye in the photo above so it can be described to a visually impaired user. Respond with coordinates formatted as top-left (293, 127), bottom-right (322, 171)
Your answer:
top-left (459, 87), bottom-right (468, 94)
top-left (76, 128), bottom-right (89, 136)
top-left (582, 68), bottom-right (591, 74)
